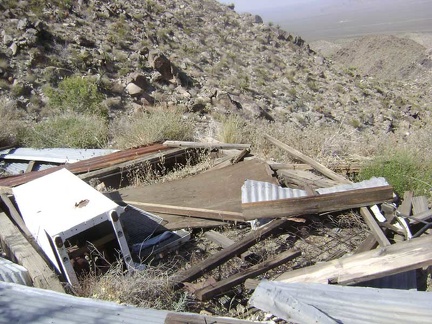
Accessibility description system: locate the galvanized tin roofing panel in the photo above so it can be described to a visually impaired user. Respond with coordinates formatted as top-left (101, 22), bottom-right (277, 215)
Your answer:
top-left (242, 179), bottom-right (308, 204)
top-left (0, 147), bottom-right (118, 164)
top-left (316, 177), bottom-right (389, 195)
top-left (0, 161), bottom-right (56, 175)
top-left (0, 258), bottom-right (31, 286)
top-left (251, 281), bottom-right (432, 324)
top-left (0, 281), bottom-right (169, 324)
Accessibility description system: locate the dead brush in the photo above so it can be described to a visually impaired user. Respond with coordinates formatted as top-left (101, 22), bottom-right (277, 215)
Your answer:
top-left (78, 259), bottom-right (189, 311)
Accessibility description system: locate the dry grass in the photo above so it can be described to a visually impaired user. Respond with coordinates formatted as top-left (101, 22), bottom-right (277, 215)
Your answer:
top-left (0, 99), bottom-right (26, 146)
top-left (111, 107), bottom-right (195, 149)
top-left (78, 261), bottom-right (189, 311)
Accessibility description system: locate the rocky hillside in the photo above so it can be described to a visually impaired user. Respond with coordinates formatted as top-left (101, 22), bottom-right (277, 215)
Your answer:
top-left (0, 0), bottom-right (430, 147)
top-left (328, 35), bottom-right (432, 81)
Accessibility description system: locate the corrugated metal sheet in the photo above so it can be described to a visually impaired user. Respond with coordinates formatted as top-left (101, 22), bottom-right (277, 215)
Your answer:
top-left (0, 281), bottom-right (170, 323)
top-left (0, 143), bottom-right (171, 187)
top-left (241, 179), bottom-right (308, 204)
top-left (355, 271), bottom-right (417, 290)
top-left (316, 177), bottom-right (389, 195)
top-left (0, 282), bottom-right (255, 324)
top-left (0, 258), bottom-right (31, 286)
top-left (0, 148), bottom-right (118, 176)
top-left (0, 147), bottom-right (118, 164)
top-left (251, 281), bottom-right (432, 324)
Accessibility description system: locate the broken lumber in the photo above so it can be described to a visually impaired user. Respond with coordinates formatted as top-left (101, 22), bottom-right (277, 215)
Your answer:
top-left (0, 212), bottom-right (65, 292)
top-left (242, 185), bottom-right (393, 220)
top-left (124, 201), bottom-right (246, 222)
top-left (172, 218), bottom-right (290, 287)
top-left (264, 134), bottom-right (391, 247)
top-left (359, 207), bottom-right (391, 247)
top-left (276, 233), bottom-right (432, 285)
top-left (195, 249), bottom-right (300, 301)
top-left (163, 140), bottom-right (251, 150)
top-left (0, 193), bottom-right (33, 239)
top-left (264, 134), bottom-right (350, 184)
top-left (277, 169), bottom-right (339, 189)
top-left (269, 163), bottom-right (362, 174)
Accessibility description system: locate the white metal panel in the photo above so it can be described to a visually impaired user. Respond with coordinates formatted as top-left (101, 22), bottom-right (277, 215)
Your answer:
top-left (13, 169), bottom-right (124, 273)
top-left (0, 147), bottom-right (117, 164)
top-left (241, 179), bottom-right (308, 204)
top-left (316, 177), bottom-right (389, 195)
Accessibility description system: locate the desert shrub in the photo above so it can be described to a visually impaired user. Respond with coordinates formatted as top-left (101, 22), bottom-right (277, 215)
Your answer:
top-left (19, 113), bottom-right (108, 148)
top-left (44, 75), bottom-right (106, 117)
top-left (79, 262), bottom-right (188, 311)
top-left (112, 108), bottom-right (194, 148)
top-left (0, 100), bottom-right (25, 146)
top-left (217, 114), bottom-right (248, 143)
top-left (359, 151), bottom-right (432, 197)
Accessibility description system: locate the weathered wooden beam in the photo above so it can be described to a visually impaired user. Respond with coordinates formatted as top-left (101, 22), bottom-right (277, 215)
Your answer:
top-left (412, 196), bottom-right (429, 215)
top-left (78, 148), bottom-right (186, 181)
top-left (125, 201), bottom-right (246, 222)
top-left (269, 163), bottom-right (362, 173)
top-left (163, 141), bottom-right (251, 150)
top-left (0, 212), bottom-right (65, 292)
top-left (231, 148), bottom-right (250, 164)
top-left (359, 207), bottom-right (391, 247)
top-left (0, 193), bottom-right (33, 239)
top-left (172, 219), bottom-right (290, 287)
top-left (25, 160), bottom-right (36, 173)
top-left (265, 135), bottom-right (392, 246)
top-left (204, 230), bottom-right (236, 248)
top-left (276, 233), bottom-right (432, 285)
top-left (242, 186), bottom-right (393, 220)
top-left (398, 191), bottom-right (413, 217)
top-left (165, 313), bottom-right (257, 324)
top-left (277, 169), bottom-right (339, 189)
top-left (264, 134), bottom-right (350, 184)
top-left (0, 186), bottom-right (13, 195)
top-left (195, 249), bottom-right (300, 301)
top-left (354, 233), bottom-right (379, 254)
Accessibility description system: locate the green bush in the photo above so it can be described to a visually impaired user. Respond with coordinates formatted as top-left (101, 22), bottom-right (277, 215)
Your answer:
top-left (112, 108), bottom-right (194, 148)
top-left (44, 76), bottom-right (106, 117)
top-left (19, 113), bottom-right (109, 148)
top-left (359, 151), bottom-right (432, 197)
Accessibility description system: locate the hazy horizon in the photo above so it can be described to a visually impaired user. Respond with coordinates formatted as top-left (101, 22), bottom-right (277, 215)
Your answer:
top-left (219, 0), bottom-right (432, 41)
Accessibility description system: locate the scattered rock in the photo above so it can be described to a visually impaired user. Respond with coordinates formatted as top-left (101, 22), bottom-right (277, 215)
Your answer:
top-left (125, 83), bottom-right (144, 97)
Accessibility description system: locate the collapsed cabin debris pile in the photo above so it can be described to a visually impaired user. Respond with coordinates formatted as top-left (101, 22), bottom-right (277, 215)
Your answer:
top-left (0, 136), bottom-right (431, 323)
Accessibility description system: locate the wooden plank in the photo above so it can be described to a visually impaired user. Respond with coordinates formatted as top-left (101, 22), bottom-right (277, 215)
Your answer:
top-left (195, 249), bottom-right (300, 301)
top-left (163, 140), bottom-right (251, 150)
top-left (0, 186), bottom-right (13, 195)
top-left (204, 230), bottom-right (235, 248)
top-left (125, 201), bottom-right (246, 222)
top-left (277, 169), bottom-right (339, 189)
top-left (230, 148), bottom-right (250, 164)
top-left (242, 186), bottom-right (394, 220)
top-left (172, 219), bottom-right (290, 287)
top-left (0, 193), bottom-right (33, 238)
top-left (276, 233), bottom-right (432, 285)
top-left (398, 191), bottom-right (413, 216)
top-left (165, 313), bottom-right (256, 324)
top-left (354, 233), bottom-right (379, 254)
top-left (359, 207), bottom-right (391, 247)
top-left (79, 148), bottom-right (186, 181)
top-left (0, 212), bottom-right (65, 292)
top-left (25, 160), bottom-right (36, 173)
top-left (264, 135), bottom-right (390, 246)
top-left (412, 196), bottom-right (429, 215)
top-left (270, 163), bottom-right (362, 173)
top-left (204, 230), bottom-right (254, 261)
top-left (264, 134), bottom-right (350, 184)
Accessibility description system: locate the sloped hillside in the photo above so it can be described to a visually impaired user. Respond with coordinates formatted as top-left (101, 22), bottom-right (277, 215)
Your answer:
top-left (331, 35), bottom-right (432, 81)
top-left (0, 0), bottom-right (430, 149)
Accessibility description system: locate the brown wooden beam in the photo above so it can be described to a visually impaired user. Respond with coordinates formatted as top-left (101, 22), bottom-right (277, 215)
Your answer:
top-left (277, 233), bottom-right (432, 285)
top-left (163, 140), bottom-right (251, 150)
top-left (125, 201), bottom-right (246, 222)
top-left (242, 186), bottom-right (393, 220)
top-left (195, 249), bottom-right (300, 301)
top-left (172, 219), bottom-right (290, 287)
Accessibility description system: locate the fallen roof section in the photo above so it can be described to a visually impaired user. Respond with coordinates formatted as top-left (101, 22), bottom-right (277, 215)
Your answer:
top-left (250, 281), bottom-right (432, 324)
top-left (276, 233), bottom-right (432, 285)
top-left (0, 281), bottom-right (259, 324)
top-left (0, 143), bottom-right (171, 187)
